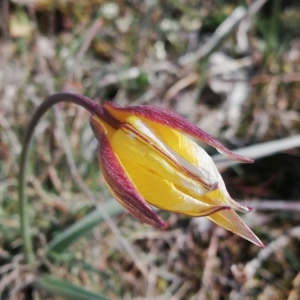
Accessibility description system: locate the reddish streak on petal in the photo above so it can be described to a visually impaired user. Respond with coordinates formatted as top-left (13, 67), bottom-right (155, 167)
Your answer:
top-left (103, 102), bottom-right (254, 163)
top-left (90, 115), bottom-right (166, 228)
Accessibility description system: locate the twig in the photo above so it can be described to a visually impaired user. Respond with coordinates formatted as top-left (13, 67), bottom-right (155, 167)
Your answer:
top-left (197, 229), bottom-right (219, 300)
top-left (240, 200), bottom-right (300, 211)
top-left (97, 61), bottom-right (179, 89)
top-left (162, 73), bottom-right (199, 107)
top-left (0, 255), bottom-right (24, 275)
top-left (76, 19), bottom-right (103, 61)
top-left (171, 282), bottom-right (192, 300)
top-left (244, 226), bottom-right (300, 279)
top-left (178, 6), bottom-right (247, 66)
top-left (63, 18), bottom-right (103, 91)
top-left (209, 56), bottom-right (253, 77)
top-left (178, 0), bottom-right (269, 66)
top-left (145, 267), bottom-right (158, 298)
top-left (250, 72), bottom-right (300, 85)
top-left (0, 255), bottom-right (32, 296)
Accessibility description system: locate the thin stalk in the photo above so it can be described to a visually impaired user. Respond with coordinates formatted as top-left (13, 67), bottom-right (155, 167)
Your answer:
top-left (18, 93), bottom-right (103, 266)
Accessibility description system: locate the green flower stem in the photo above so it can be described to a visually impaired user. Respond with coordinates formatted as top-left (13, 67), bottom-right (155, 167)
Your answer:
top-left (18, 93), bottom-right (102, 266)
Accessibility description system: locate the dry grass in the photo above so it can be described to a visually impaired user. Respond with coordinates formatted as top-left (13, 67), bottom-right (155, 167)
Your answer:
top-left (0, 0), bottom-right (300, 299)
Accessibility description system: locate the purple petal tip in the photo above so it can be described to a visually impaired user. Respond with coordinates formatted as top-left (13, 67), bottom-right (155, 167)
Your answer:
top-left (246, 206), bottom-right (254, 212)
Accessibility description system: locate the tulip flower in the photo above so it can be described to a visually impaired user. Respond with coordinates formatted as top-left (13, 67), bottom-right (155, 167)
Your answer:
top-left (20, 93), bottom-right (264, 267)
top-left (90, 102), bottom-right (264, 248)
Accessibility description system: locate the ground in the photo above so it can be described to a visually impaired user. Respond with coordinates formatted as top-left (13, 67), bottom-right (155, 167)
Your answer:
top-left (0, 0), bottom-right (300, 299)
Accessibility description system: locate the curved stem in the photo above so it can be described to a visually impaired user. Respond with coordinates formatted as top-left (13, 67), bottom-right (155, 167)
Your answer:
top-left (18, 93), bottom-right (103, 266)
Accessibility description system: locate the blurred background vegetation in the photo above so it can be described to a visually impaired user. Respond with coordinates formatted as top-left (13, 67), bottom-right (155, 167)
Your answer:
top-left (0, 0), bottom-right (300, 299)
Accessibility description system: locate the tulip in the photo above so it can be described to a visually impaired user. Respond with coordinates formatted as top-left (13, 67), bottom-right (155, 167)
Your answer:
top-left (90, 102), bottom-right (264, 247)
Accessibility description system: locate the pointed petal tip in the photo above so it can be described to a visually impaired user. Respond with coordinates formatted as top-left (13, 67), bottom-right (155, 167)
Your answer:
top-left (245, 232), bottom-right (265, 248)
top-left (244, 235), bottom-right (264, 248)
top-left (242, 157), bottom-right (254, 164)
top-left (246, 206), bottom-right (254, 212)
top-left (238, 226), bottom-right (265, 248)
top-left (252, 236), bottom-right (265, 248)
top-left (136, 209), bottom-right (167, 228)
top-left (156, 219), bottom-right (167, 228)
top-left (218, 149), bottom-right (254, 164)
top-left (145, 211), bottom-right (166, 228)
top-left (209, 210), bottom-right (264, 248)
top-left (239, 231), bottom-right (265, 248)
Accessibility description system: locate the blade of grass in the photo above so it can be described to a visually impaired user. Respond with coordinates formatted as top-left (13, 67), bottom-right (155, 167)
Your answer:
top-left (213, 134), bottom-right (300, 169)
top-left (46, 249), bottom-right (121, 296)
top-left (35, 277), bottom-right (109, 300)
top-left (47, 200), bottom-right (123, 255)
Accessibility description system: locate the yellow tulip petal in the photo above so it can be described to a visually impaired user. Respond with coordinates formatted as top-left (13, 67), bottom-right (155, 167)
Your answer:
top-left (208, 210), bottom-right (264, 247)
top-left (142, 120), bottom-right (251, 213)
top-left (90, 103), bottom-right (260, 246)
top-left (143, 120), bottom-right (213, 165)
top-left (103, 101), bottom-right (254, 163)
top-left (114, 116), bottom-right (213, 189)
top-left (119, 159), bottom-right (230, 216)
top-left (90, 115), bottom-right (165, 227)
top-left (111, 116), bottom-right (251, 211)
top-left (111, 117), bottom-right (207, 197)
top-left (127, 117), bottom-right (219, 189)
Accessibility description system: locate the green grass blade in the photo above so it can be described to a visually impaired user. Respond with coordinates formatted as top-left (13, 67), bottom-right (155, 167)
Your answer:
top-left (35, 277), bottom-right (109, 300)
top-left (47, 201), bottom-right (123, 254)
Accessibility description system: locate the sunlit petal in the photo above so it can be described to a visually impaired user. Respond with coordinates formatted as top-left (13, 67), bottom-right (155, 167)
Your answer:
top-left (90, 115), bottom-right (165, 228)
top-left (111, 116), bottom-right (208, 195)
top-left (117, 159), bottom-right (231, 216)
top-left (90, 103), bottom-right (262, 247)
top-left (103, 102), bottom-right (253, 163)
top-left (208, 210), bottom-right (264, 248)
top-left (112, 116), bottom-right (252, 214)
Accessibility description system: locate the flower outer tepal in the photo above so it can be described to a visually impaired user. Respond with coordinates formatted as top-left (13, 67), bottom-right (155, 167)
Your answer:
top-left (90, 102), bottom-right (264, 248)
